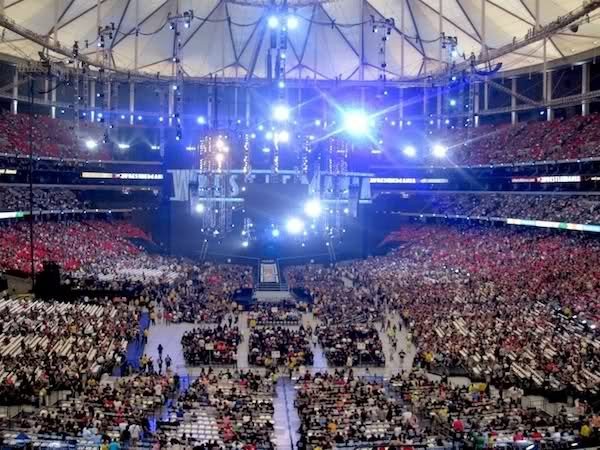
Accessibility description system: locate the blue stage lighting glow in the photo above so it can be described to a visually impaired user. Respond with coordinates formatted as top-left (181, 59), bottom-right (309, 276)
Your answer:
top-left (272, 228), bottom-right (280, 237)
top-left (258, 124), bottom-right (264, 131)
top-left (342, 109), bottom-right (370, 136)
top-left (304, 199), bottom-right (322, 218)
top-left (449, 99), bottom-right (457, 106)
top-left (195, 203), bottom-right (205, 214)
top-left (265, 131), bottom-right (274, 140)
top-left (432, 144), bottom-right (447, 158)
top-left (286, 217), bottom-right (304, 235)
top-left (272, 104), bottom-right (290, 122)
top-left (343, 207), bottom-right (350, 214)
top-left (262, 147), bottom-right (271, 153)
top-left (242, 240), bottom-right (249, 248)
top-left (197, 116), bottom-right (206, 124)
top-left (278, 80), bottom-right (285, 89)
top-left (268, 16), bottom-right (279, 28)
top-left (287, 15), bottom-right (299, 29)
top-left (314, 119), bottom-right (321, 126)
top-left (85, 140), bottom-right (97, 150)
top-left (277, 130), bottom-right (290, 143)
top-left (137, 115), bottom-right (142, 120)
top-left (403, 145), bottom-right (417, 157)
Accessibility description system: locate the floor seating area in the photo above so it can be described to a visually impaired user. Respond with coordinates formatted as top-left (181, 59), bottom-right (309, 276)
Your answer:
top-left (181, 326), bottom-right (240, 366)
top-left (249, 327), bottom-right (313, 368)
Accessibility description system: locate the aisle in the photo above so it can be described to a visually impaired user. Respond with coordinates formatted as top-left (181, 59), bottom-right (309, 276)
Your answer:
top-left (237, 312), bottom-right (250, 368)
top-left (273, 377), bottom-right (300, 450)
top-left (145, 322), bottom-right (196, 376)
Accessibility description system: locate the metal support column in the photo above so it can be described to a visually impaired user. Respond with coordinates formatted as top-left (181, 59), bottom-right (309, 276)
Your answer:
top-left (436, 86), bottom-right (442, 128)
top-left (546, 70), bottom-right (554, 121)
top-left (90, 80), bottom-right (96, 122)
top-left (399, 87), bottom-right (404, 129)
top-left (11, 69), bottom-right (18, 114)
top-left (129, 82), bottom-right (135, 125)
top-left (582, 62), bottom-right (590, 116)
top-left (511, 77), bottom-right (518, 125)
top-left (484, 81), bottom-right (489, 111)
top-left (245, 88), bottom-right (250, 126)
top-left (474, 82), bottom-right (480, 127)
top-left (234, 86), bottom-right (238, 121)
top-left (51, 79), bottom-right (56, 119)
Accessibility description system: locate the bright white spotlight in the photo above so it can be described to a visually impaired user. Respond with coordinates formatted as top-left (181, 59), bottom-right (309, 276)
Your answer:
top-left (449, 99), bottom-right (457, 107)
top-left (195, 203), bottom-right (205, 214)
top-left (343, 207), bottom-right (350, 214)
top-left (118, 143), bottom-right (130, 150)
top-left (287, 15), bottom-right (299, 29)
top-left (262, 147), bottom-right (271, 153)
top-left (403, 145), bottom-right (417, 157)
top-left (215, 153), bottom-right (225, 163)
top-left (197, 116), bottom-right (206, 124)
top-left (343, 109), bottom-right (370, 136)
top-left (272, 104), bottom-right (290, 122)
top-left (242, 240), bottom-right (249, 248)
top-left (276, 130), bottom-right (290, 143)
top-left (85, 139), bottom-right (97, 150)
top-left (304, 199), bottom-right (322, 218)
top-left (268, 16), bottom-right (279, 28)
top-left (278, 80), bottom-right (285, 89)
top-left (432, 144), bottom-right (447, 158)
top-left (272, 228), bottom-right (280, 238)
top-left (286, 217), bottom-right (304, 235)
top-left (265, 131), bottom-right (274, 140)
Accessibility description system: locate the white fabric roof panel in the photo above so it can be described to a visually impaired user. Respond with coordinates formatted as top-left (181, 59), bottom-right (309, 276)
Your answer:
top-left (0, 0), bottom-right (598, 80)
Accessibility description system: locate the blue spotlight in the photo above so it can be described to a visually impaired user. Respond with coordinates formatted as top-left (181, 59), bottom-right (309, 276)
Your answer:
top-left (262, 147), bottom-right (271, 153)
top-left (287, 15), bottom-right (299, 29)
top-left (432, 144), bottom-right (447, 158)
top-left (268, 16), bottom-right (279, 29)
top-left (272, 228), bottom-right (280, 238)
top-left (197, 116), bottom-right (206, 124)
top-left (242, 240), bottom-right (249, 248)
top-left (449, 99), bottom-right (457, 107)
top-left (403, 145), bottom-right (417, 157)
top-left (342, 109), bottom-right (370, 136)
top-left (286, 217), bottom-right (304, 235)
top-left (304, 199), bottom-right (322, 218)
top-left (272, 104), bottom-right (290, 122)
top-left (195, 203), bottom-right (205, 214)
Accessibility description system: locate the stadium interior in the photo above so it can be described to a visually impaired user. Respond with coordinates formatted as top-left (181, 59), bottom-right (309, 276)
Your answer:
top-left (0, 0), bottom-right (598, 449)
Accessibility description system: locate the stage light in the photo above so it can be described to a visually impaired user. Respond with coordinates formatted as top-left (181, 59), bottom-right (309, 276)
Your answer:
top-left (265, 131), bottom-right (274, 140)
top-left (242, 240), bottom-right (249, 248)
top-left (449, 99), bottom-right (457, 107)
top-left (304, 199), bottom-right (322, 218)
top-left (406, 120), bottom-right (412, 126)
top-left (215, 153), bottom-right (224, 163)
top-left (278, 80), bottom-right (285, 89)
top-left (445, 119), bottom-right (450, 125)
top-left (268, 16), bottom-right (279, 28)
top-left (343, 109), bottom-right (370, 136)
top-left (432, 144), bottom-right (447, 158)
top-left (195, 203), bottom-right (205, 214)
top-left (137, 115), bottom-right (142, 120)
top-left (272, 228), bottom-right (280, 237)
top-left (120, 114), bottom-right (126, 119)
top-left (287, 15), bottom-right (299, 29)
top-left (276, 130), bottom-right (290, 143)
top-left (286, 217), bottom-right (304, 234)
top-left (150, 145), bottom-right (160, 150)
top-left (118, 143), bottom-right (130, 150)
top-left (97, 113), bottom-right (103, 119)
top-left (262, 147), bottom-right (271, 153)
top-left (403, 145), bottom-right (417, 157)
top-left (343, 207), bottom-right (350, 214)
top-left (215, 139), bottom-right (225, 150)
top-left (314, 119), bottom-right (321, 126)
top-left (186, 146), bottom-right (196, 151)
top-left (272, 104), bottom-right (290, 122)
top-left (197, 116), bottom-right (206, 124)
top-left (85, 139), bottom-right (97, 150)
top-left (159, 116), bottom-right (164, 122)
top-left (258, 124), bottom-right (264, 131)
top-left (250, 133), bottom-right (256, 139)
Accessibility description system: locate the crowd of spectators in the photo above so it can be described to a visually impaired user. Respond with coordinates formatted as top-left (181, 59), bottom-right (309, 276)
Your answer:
top-left (247, 300), bottom-right (302, 326)
top-left (402, 192), bottom-right (600, 224)
top-left (316, 324), bottom-right (385, 367)
top-left (429, 114), bottom-right (600, 166)
top-left (0, 113), bottom-right (112, 160)
top-left (249, 326), bottom-right (313, 368)
top-left (0, 187), bottom-right (88, 212)
top-left (172, 369), bottom-right (275, 449)
top-left (181, 326), bottom-right (240, 366)
top-left (0, 297), bottom-right (139, 405)
top-left (0, 220), bottom-right (143, 273)
top-left (296, 370), bottom-right (411, 448)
